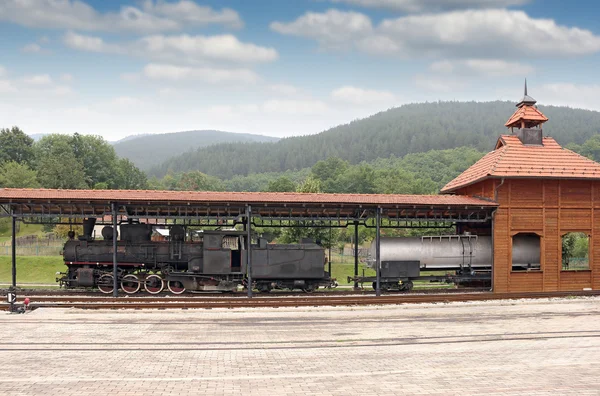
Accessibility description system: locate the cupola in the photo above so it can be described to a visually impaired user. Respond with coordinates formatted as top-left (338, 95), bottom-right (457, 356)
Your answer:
top-left (504, 79), bottom-right (548, 145)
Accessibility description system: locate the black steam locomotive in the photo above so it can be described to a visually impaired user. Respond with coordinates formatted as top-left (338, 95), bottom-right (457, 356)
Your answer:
top-left (58, 219), bottom-right (334, 294)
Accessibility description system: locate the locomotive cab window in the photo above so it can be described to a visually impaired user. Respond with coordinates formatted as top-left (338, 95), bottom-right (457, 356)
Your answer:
top-left (511, 233), bottom-right (541, 271)
top-left (562, 232), bottom-right (590, 271)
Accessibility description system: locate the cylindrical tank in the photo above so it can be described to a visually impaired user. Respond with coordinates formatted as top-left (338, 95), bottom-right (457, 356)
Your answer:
top-left (369, 235), bottom-right (540, 270)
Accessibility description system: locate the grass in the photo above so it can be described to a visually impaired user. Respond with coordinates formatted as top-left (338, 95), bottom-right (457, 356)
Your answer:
top-left (0, 223), bottom-right (47, 243)
top-left (0, 256), bottom-right (67, 284)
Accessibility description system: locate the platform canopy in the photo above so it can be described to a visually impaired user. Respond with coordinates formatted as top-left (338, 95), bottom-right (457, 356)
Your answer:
top-left (0, 188), bottom-right (497, 227)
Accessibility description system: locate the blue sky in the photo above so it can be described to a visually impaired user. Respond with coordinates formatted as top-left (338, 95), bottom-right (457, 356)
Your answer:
top-left (1, 0), bottom-right (600, 140)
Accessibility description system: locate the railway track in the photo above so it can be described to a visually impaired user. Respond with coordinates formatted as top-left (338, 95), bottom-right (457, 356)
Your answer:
top-left (0, 287), bottom-right (488, 298)
top-left (2, 290), bottom-right (599, 310)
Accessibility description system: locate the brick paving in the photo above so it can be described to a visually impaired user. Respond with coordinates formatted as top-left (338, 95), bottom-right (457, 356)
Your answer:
top-left (1, 297), bottom-right (600, 395)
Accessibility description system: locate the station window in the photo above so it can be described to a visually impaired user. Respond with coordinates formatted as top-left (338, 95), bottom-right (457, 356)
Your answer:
top-left (511, 233), bottom-right (541, 271)
top-left (562, 232), bottom-right (590, 270)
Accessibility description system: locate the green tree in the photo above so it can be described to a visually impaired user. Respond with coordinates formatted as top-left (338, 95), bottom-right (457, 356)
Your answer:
top-left (0, 161), bottom-right (40, 188)
top-left (296, 175), bottom-right (322, 193)
top-left (335, 164), bottom-right (376, 194)
top-left (35, 135), bottom-right (87, 189)
top-left (311, 157), bottom-right (349, 191)
top-left (176, 171), bottom-right (224, 191)
top-left (116, 158), bottom-right (148, 190)
top-left (267, 176), bottom-right (296, 192)
top-left (70, 133), bottom-right (120, 188)
top-left (0, 126), bottom-right (35, 165)
top-left (567, 135), bottom-right (600, 162)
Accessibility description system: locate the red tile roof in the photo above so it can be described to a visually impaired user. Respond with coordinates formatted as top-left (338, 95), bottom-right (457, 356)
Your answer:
top-left (441, 135), bottom-right (600, 193)
top-left (505, 105), bottom-right (548, 127)
top-left (0, 188), bottom-right (496, 207)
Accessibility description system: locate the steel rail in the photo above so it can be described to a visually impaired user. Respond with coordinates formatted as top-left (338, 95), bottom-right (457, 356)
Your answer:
top-left (2, 290), bottom-right (599, 310)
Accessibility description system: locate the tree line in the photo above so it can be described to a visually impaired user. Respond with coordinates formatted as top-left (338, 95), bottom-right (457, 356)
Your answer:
top-left (0, 127), bottom-right (148, 190)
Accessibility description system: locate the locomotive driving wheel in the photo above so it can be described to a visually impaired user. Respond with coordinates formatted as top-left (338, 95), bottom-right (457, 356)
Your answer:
top-left (144, 274), bottom-right (164, 294)
top-left (121, 274), bottom-right (141, 294)
top-left (167, 280), bottom-right (186, 295)
top-left (97, 274), bottom-right (114, 294)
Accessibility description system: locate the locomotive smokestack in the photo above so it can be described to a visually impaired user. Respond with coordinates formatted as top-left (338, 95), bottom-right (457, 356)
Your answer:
top-left (81, 218), bottom-right (97, 240)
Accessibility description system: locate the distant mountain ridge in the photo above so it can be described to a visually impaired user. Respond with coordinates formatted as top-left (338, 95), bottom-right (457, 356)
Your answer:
top-left (149, 101), bottom-right (600, 179)
top-left (113, 130), bottom-right (279, 170)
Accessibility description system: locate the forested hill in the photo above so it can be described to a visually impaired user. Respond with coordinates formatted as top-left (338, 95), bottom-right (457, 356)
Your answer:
top-left (113, 130), bottom-right (279, 170)
top-left (149, 101), bottom-right (600, 179)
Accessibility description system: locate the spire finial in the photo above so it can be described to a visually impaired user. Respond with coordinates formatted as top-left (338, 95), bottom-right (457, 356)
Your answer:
top-left (516, 79), bottom-right (536, 108)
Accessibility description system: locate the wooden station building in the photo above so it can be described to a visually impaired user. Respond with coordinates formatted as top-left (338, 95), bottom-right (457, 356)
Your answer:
top-left (442, 83), bottom-right (600, 292)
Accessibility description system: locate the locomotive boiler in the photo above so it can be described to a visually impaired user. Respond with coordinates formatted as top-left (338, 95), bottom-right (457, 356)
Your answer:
top-left (58, 219), bottom-right (333, 294)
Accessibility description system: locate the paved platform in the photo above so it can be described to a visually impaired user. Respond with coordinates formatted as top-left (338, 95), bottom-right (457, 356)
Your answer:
top-left (1, 297), bottom-right (600, 395)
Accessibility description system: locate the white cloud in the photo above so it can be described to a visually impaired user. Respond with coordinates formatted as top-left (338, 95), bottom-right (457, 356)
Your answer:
top-left (139, 34), bottom-right (278, 64)
top-left (262, 99), bottom-right (329, 115)
top-left (141, 0), bottom-right (242, 29)
top-left (142, 63), bottom-right (259, 84)
top-left (22, 43), bottom-right (41, 53)
top-left (0, 0), bottom-right (242, 33)
top-left (0, 80), bottom-right (17, 93)
top-left (64, 31), bottom-right (122, 53)
top-left (329, 0), bottom-right (529, 12)
top-left (429, 59), bottom-right (534, 77)
top-left (0, 69), bottom-right (73, 97)
top-left (414, 74), bottom-right (467, 92)
top-left (23, 74), bottom-right (53, 85)
top-left (60, 74), bottom-right (73, 83)
top-left (271, 9), bottom-right (372, 50)
top-left (538, 83), bottom-right (600, 111)
top-left (269, 84), bottom-right (299, 96)
top-left (53, 86), bottom-right (74, 96)
top-left (272, 9), bottom-right (600, 58)
top-left (120, 73), bottom-right (141, 83)
top-left (63, 32), bottom-right (277, 64)
top-left (111, 96), bottom-right (144, 107)
top-left (331, 86), bottom-right (396, 105)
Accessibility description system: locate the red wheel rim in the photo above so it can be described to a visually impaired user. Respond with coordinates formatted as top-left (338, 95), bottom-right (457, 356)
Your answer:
top-left (121, 275), bottom-right (140, 294)
top-left (98, 275), bottom-right (114, 294)
top-left (168, 280), bottom-right (185, 294)
top-left (144, 275), bottom-right (164, 294)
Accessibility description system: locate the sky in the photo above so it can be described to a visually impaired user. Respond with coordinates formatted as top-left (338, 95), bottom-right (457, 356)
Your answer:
top-left (1, 0), bottom-right (600, 140)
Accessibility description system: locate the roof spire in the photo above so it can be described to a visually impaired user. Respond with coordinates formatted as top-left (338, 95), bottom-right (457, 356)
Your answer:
top-left (516, 77), bottom-right (536, 108)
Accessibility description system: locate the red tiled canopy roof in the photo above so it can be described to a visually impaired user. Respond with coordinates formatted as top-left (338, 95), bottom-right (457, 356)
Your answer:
top-left (441, 135), bottom-right (600, 193)
top-left (505, 105), bottom-right (548, 128)
top-left (0, 188), bottom-right (497, 207)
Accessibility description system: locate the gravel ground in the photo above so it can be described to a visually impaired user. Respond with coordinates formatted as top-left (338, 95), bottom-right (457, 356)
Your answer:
top-left (1, 296), bottom-right (599, 395)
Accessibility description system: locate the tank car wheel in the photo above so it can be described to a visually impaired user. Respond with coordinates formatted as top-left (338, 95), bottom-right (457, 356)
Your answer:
top-left (402, 281), bottom-right (414, 292)
top-left (302, 284), bottom-right (316, 293)
top-left (167, 280), bottom-right (186, 295)
top-left (121, 274), bottom-right (141, 294)
top-left (258, 284), bottom-right (271, 293)
top-left (144, 274), bottom-right (164, 294)
top-left (97, 274), bottom-right (114, 294)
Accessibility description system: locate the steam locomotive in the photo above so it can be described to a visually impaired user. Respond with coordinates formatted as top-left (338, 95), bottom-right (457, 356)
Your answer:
top-left (58, 219), bottom-right (334, 294)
